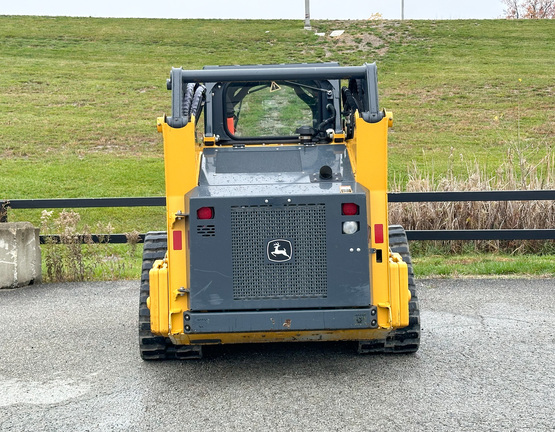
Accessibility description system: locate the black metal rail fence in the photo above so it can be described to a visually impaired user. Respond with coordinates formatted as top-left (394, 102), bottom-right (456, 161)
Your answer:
top-left (2, 190), bottom-right (555, 243)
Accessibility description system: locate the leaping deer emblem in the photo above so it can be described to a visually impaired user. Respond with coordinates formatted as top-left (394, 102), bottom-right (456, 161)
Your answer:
top-left (271, 242), bottom-right (290, 259)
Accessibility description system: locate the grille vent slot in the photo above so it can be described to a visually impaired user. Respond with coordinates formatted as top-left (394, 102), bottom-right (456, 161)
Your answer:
top-left (197, 225), bottom-right (216, 237)
top-left (231, 204), bottom-right (327, 300)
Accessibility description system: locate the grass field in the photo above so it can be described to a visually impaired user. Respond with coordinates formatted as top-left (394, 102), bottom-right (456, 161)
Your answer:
top-left (1, 16), bottom-right (553, 278)
top-left (414, 253), bottom-right (555, 278)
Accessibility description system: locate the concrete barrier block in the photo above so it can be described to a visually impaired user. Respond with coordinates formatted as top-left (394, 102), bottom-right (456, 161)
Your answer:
top-left (0, 222), bottom-right (41, 289)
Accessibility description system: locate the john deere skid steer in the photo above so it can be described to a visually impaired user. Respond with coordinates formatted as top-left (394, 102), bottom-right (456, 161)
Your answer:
top-left (139, 63), bottom-right (420, 359)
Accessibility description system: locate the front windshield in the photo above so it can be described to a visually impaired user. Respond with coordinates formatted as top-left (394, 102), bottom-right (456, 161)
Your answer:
top-left (225, 81), bottom-right (322, 138)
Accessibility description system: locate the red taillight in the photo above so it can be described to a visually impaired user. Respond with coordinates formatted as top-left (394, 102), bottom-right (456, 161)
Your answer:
top-left (342, 203), bottom-right (359, 216)
top-left (197, 207), bottom-right (214, 219)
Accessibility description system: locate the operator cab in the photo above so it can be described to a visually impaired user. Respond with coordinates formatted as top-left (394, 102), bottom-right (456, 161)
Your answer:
top-left (166, 62), bottom-right (384, 146)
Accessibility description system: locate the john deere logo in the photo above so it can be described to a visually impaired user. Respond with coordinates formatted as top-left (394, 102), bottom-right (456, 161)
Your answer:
top-left (267, 239), bottom-right (293, 263)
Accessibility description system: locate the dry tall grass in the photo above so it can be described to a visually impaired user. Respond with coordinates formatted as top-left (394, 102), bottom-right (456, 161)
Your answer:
top-left (389, 143), bottom-right (554, 254)
top-left (40, 210), bottom-right (134, 282)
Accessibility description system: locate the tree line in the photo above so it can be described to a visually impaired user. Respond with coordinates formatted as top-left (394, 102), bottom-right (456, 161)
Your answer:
top-left (502, 0), bottom-right (554, 18)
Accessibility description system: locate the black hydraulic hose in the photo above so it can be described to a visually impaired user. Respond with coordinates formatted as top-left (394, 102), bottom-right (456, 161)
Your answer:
top-left (349, 78), bottom-right (365, 112)
top-left (342, 87), bottom-right (360, 112)
top-left (182, 82), bottom-right (196, 120)
top-left (190, 85), bottom-right (206, 120)
top-left (318, 103), bottom-right (336, 132)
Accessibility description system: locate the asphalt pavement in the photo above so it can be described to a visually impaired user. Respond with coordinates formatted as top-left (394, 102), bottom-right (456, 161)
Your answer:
top-left (0, 278), bottom-right (554, 431)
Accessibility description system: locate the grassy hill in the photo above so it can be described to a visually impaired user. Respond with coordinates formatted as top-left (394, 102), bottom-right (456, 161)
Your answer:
top-left (1, 16), bottom-right (553, 236)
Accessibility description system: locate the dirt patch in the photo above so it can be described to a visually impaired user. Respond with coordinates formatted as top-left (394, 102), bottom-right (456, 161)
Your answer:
top-left (308, 20), bottom-right (418, 59)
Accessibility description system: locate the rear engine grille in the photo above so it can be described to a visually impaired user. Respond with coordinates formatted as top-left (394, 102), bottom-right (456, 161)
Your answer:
top-left (231, 204), bottom-right (327, 299)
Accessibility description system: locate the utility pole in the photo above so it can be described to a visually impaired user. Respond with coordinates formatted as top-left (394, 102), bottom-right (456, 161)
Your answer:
top-left (304, 0), bottom-right (311, 30)
top-left (401, 0), bottom-right (405, 20)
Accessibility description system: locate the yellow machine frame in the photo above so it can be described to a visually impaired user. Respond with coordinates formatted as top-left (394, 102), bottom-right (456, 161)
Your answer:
top-left (149, 108), bottom-right (411, 345)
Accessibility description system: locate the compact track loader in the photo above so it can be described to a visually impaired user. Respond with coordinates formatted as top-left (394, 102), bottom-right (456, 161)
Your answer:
top-left (139, 62), bottom-right (420, 359)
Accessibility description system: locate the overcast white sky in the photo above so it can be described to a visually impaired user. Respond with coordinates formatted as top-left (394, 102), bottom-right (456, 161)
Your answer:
top-left (1, 0), bottom-right (506, 20)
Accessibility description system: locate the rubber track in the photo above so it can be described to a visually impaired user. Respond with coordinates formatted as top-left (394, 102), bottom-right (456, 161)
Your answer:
top-left (358, 225), bottom-right (421, 354)
top-left (139, 231), bottom-right (202, 360)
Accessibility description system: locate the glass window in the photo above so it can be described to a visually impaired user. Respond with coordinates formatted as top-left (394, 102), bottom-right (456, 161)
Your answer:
top-left (225, 81), bottom-right (321, 138)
